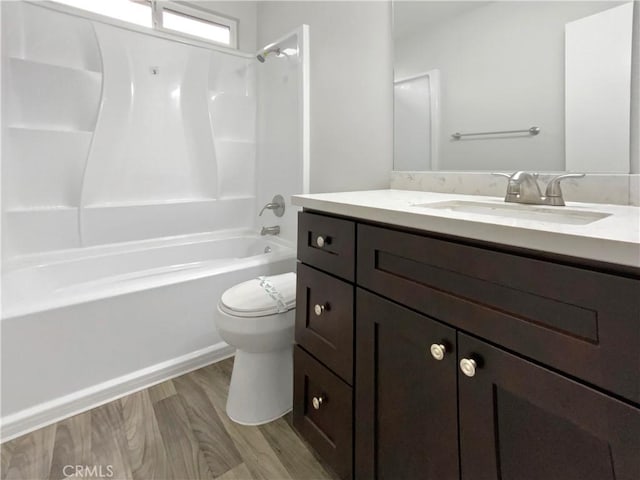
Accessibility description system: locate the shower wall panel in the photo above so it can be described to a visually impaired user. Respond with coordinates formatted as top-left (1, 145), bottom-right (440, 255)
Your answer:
top-left (256, 27), bottom-right (309, 244)
top-left (2, 1), bottom-right (257, 258)
top-left (2, 2), bottom-right (102, 257)
top-left (83, 25), bottom-right (217, 205)
top-left (208, 50), bottom-right (256, 199)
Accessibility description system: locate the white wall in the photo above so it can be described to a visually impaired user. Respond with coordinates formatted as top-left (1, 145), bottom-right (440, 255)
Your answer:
top-left (394, 1), bottom-right (632, 172)
top-left (565, 3), bottom-right (633, 173)
top-left (257, 1), bottom-right (393, 193)
top-left (631, 2), bottom-right (640, 174)
top-left (184, 1), bottom-right (258, 53)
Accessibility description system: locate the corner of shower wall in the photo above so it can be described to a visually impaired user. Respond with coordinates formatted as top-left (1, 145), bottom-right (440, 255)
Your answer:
top-left (256, 25), bottom-right (309, 245)
top-left (2, 1), bottom-right (102, 259)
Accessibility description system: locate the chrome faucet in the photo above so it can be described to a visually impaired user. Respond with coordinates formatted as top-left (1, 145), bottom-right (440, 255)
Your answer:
top-left (259, 195), bottom-right (285, 217)
top-left (493, 171), bottom-right (585, 206)
top-left (259, 195), bottom-right (283, 236)
top-left (261, 225), bottom-right (280, 236)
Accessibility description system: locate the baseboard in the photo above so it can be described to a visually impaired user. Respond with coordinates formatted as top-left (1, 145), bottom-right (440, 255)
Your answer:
top-left (1, 342), bottom-right (235, 443)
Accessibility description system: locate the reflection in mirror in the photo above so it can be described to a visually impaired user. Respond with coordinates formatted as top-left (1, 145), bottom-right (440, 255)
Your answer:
top-left (393, 1), bottom-right (636, 173)
top-left (394, 70), bottom-right (440, 170)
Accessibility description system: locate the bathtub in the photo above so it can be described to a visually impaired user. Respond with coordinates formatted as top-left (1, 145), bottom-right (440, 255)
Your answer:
top-left (0, 229), bottom-right (296, 440)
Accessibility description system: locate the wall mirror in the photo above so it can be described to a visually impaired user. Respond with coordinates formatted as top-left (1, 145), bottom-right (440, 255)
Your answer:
top-left (393, 1), bottom-right (637, 172)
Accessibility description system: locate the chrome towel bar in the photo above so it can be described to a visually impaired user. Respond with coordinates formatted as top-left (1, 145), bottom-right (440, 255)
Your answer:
top-left (451, 126), bottom-right (540, 139)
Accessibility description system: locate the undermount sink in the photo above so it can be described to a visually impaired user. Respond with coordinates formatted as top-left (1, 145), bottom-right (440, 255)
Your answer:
top-left (412, 200), bottom-right (611, 225)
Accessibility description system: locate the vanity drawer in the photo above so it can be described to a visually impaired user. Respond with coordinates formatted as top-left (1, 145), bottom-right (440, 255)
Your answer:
top-left (298, 212), bottom-right (356, 281)
top-left (357, 223), bottom-right (640, 404)
top-left (293, 346), bottom-right (353, 480)
top-left (296, 263), bottom-right (354, 384)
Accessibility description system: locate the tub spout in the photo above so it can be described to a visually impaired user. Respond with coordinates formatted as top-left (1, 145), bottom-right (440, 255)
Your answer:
top-left (261, 225), bottom-right (280, 236)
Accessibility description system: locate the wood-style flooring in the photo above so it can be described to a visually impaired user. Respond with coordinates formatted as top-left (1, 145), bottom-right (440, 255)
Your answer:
top-left (1, 358), bottom-right (337, 480)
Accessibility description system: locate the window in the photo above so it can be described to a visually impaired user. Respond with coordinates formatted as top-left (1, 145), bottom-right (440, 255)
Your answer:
top-left (160, 3), bottom-right (236, 47)
top-left (51, 0), bottom-right (237, 48)
top-left (51, 0), bottom-right (152, 28)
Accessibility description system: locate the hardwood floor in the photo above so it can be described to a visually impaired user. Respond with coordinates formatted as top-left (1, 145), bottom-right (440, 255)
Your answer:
top-left (1, 358), bottom-right (337, 480)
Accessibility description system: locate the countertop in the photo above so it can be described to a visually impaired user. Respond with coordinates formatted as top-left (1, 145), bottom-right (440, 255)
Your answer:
top-left (292, 189), bottom-right (640, 269)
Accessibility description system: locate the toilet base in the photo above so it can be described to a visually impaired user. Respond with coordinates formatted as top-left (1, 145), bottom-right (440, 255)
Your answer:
top-left (225, 347), bottom-right (293, 426)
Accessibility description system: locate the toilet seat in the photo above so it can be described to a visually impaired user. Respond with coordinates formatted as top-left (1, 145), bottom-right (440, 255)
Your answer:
top-left (219, 272), bottom-right (296, 318)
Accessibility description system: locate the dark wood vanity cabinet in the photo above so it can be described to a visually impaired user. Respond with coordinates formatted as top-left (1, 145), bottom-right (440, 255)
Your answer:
top-left (294, 210), bottom-right (640, 480)
top-left (296, 263), bottom-right (354, 383)
top-left (293, 212), bottom-right (356, 480)
top-left (357, 223), bottom-right (640, 405)
top-left (355, 289), bottom-right (459, 480)
top-left (458, 333), bottom-right (640, 480)
top-left (355, 291), bottom-right (640, 480)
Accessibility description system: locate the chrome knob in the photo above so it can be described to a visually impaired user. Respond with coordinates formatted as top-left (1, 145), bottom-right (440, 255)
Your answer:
top-left (312, 395), bottom-right (325, 410)
top-left (316, 235), bottom-right (325, 248)
top-left (314, 304), bottom-right (326, 316)
top-left (460, 358), bottom-right (478, 377)
top-left (430, 344), bottom-right (447, 361)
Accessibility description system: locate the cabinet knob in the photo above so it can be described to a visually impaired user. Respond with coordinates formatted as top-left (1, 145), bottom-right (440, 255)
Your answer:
top-left (314, 304), bottom-right (327, 316)
top-left (429, 343), bottom-right (447, 361)
top-left (312, 395), bottom-right (326, 410)
top-left (316, 235), bottom-right (330, 248)
top-left (459, 358), bottom-right (478, 377)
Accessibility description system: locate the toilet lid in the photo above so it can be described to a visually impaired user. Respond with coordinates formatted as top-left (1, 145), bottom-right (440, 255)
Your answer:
top-left (219, 272), bottom-right (296, 318)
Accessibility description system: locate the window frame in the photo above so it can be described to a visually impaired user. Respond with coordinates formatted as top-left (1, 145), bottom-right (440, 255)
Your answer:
top-left (152, 1), bottom-right (238, 49)
top-left (49, 0), bottom-right (238, 49)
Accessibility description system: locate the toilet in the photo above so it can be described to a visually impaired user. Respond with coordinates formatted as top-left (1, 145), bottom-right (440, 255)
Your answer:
top-left (216, 272), bottom-right (297, 425)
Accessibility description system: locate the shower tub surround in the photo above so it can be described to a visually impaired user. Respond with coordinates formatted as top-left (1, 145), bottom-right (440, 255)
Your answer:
top-left (1, 2), bottom-right (308, 440)
top-left (2, 2), bottom-right (258, 256)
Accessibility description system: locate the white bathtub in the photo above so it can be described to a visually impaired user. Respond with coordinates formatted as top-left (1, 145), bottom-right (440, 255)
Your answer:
top-left (0, 229), bottom-right (296, 440)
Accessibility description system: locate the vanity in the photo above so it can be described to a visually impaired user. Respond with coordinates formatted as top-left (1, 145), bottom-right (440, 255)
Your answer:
top-left (290, 190), bottom-right (640, 480)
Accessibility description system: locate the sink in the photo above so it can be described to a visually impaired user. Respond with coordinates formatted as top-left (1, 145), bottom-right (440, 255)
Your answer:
top-left (412, 200), bottom-right (611, 225)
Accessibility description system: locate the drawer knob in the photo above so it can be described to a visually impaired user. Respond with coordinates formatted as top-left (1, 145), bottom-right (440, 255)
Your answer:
top-left (314, 304), bottom-right (327, 316)
top-left (316, 235), bottom-right (330, 248)
top-left (429, 343), bottom-right (447, 361)
top-left (460, 358), bottom-right (478, 377)
top-left (312, 395), bottom-right (326, 410)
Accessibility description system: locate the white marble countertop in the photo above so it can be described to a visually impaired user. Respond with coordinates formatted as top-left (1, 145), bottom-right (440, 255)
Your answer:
top-left (292, 189), bottom-right (640, 268)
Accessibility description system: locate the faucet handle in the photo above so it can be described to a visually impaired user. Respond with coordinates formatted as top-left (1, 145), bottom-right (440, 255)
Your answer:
top-left (492, 172), bottom-right (513, 180)
top-left (545, 173), bottom-right (585, 197)
top-left (544, 173), bottom-right (585, 206)
top-left (258, 195), bottom-right (285, 217)
top-left (492, 171), bottom-right (539, 183)
top-left (492, 171), bottom-right (541, 179)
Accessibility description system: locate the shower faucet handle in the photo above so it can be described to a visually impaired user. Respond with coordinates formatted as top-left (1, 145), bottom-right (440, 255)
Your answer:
top-left (258, 195), bottom-right (285, 217)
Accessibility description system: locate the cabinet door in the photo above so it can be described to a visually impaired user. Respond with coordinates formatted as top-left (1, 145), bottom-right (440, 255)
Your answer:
top-left (355, 289), bottom-right (459, 480)
top-left (458, 333), bottom-right (640, 480)
top-left (293, 346), bottom-right (353, 480)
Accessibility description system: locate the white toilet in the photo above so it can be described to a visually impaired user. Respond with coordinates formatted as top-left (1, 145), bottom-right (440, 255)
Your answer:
top-left (216, 272), bottom-right (297, 425)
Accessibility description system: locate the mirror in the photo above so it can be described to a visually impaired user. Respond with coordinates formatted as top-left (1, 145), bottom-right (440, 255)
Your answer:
top-left (393, 1), bottom-right (636, 172)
